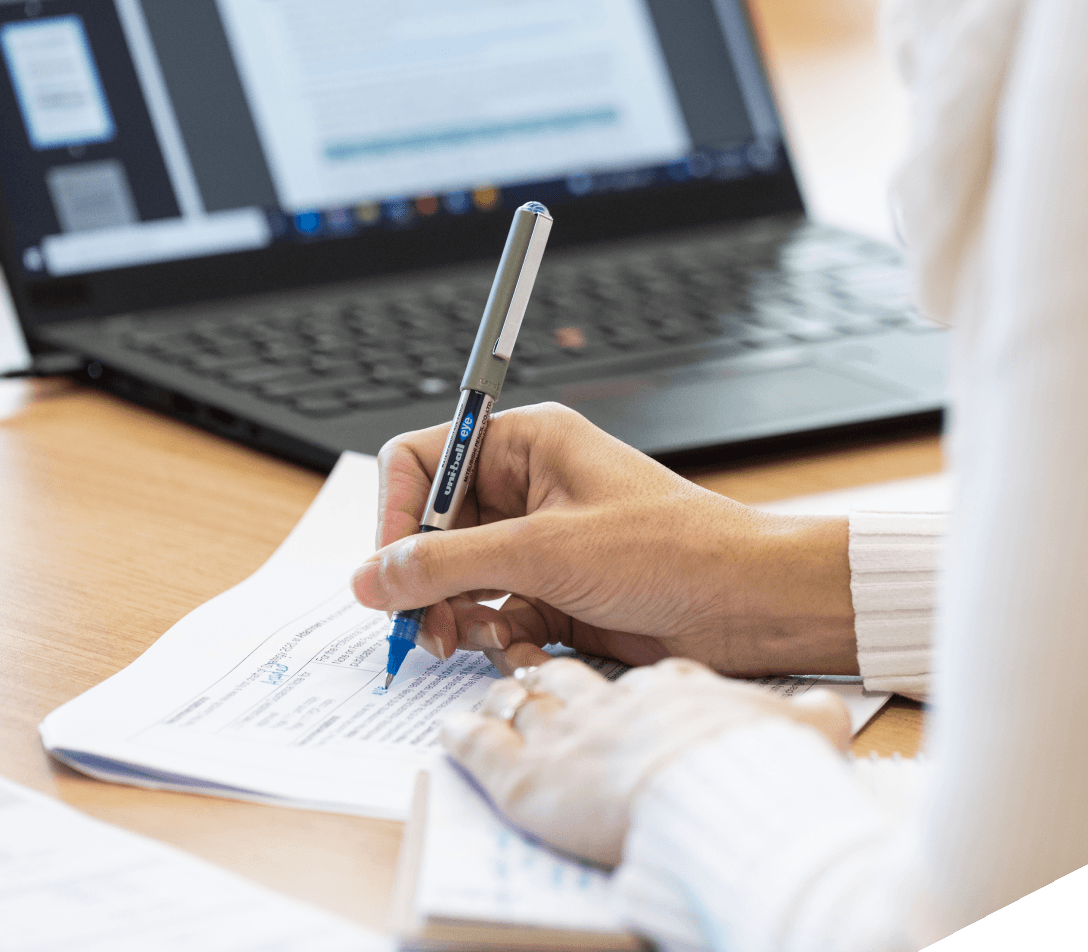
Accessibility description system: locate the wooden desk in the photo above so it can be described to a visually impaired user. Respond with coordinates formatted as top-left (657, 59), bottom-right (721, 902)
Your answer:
top-left (0, 382), bottom-right (933, 930)
top-left (0, 0), bottom-right (929, 933)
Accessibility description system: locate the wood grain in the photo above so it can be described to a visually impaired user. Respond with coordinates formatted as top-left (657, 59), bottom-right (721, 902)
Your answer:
top-left (0, 383), bottom-right (402, 929)
top-left (0, 0), bottom-right (929, 930)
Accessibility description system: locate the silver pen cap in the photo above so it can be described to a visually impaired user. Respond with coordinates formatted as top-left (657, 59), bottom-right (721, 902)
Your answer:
top-left (461, 202), bottom-right (553, 398)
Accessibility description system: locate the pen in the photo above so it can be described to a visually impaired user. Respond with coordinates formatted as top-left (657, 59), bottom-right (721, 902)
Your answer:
top-left (383, 201), bottom-right (554, 689)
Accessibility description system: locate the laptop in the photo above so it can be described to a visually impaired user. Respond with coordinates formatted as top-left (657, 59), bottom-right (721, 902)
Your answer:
top-left (0, 0), bottom-right (945, 471)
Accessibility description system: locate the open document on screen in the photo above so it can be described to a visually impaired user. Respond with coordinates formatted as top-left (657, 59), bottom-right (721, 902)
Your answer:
top-left (216, 0), bottom-right (691, 211)
top-left (0, 14), bottom-right (116, 151)
top-left (40, 453), bottom-right (889, 821)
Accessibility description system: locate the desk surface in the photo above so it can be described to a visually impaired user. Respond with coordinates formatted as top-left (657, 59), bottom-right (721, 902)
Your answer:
top-left (0, 0), bottom-right (929, 933)
top-left (0, 383), bottom-right (934, 930)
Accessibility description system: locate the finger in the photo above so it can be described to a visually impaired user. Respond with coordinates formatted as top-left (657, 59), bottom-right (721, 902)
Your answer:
top-left (352, 517), bottom-right (549, 613)
top-left (447, 599), bottom-right (510, 652)
top-left (790, 688), bottom-right (852, 752)
top-left (374, 427), bottom-right (450, 550)
top-left (498, 595), bottom-right (568, 649)
top-left (527, 656), bottom-right (606, 702)
top-left (414, 598), bottom-right (456, 662)
top-left (441, 713), bottom-right (523, 790)
top-left (480, 679), bottom-right (528, 721)
top-left (483, 642), bottom-right (553, 677)
top-left (617, 657), bottom-right (718, 691)
top-left (570, 625), bottom-right (669, 668)
top-left (510, 692), bottom-right (564, 735)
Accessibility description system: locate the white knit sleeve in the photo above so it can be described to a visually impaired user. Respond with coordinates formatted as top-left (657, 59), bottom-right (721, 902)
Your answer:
top-left (849, 511), bottom-right (945, 699)
top-left (614, 722), bottom-right (921, 952)
top-left (622, 5), bottom-right (1088, 951)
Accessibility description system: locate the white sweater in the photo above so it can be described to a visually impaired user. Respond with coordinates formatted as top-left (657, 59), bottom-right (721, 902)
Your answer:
top-left (616, 0), bottom-right (1088, 947)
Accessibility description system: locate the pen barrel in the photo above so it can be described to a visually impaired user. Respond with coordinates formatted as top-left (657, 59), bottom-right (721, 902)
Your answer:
top-left (421, 389), bottom-right (494, 531)
top-left (461, 202), bottom-right (552, 397)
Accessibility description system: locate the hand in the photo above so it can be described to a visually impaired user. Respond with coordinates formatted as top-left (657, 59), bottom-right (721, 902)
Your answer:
top-left (352, 402), bottom-right (856, 677)
top-left (442, 657), bottom-right (852, 865)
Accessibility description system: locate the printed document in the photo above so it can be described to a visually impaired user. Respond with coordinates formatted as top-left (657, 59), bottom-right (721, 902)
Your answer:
top-left (394, 759), bottom-right (701, 951)
top-left (0, 773), bottom-right (388, 952)
top-left (41, 452), bottom-right (888, 820)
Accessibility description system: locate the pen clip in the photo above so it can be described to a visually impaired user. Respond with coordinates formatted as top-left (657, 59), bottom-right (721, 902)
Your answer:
top-left (492, 210), bottom-right (552, 361)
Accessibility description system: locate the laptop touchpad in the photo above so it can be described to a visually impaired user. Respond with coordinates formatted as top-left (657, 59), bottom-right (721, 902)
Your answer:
top-left (559, 363), bottom-right (910, 454)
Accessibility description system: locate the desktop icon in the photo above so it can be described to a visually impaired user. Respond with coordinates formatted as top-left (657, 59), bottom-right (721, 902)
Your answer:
top-left (383, 199), bottom-right (415, 226)
top-left (472, 186), bottom-right (499, 211)
top-left (354, 202), bottom-right (380, 225)
top-left (325, 207), bottom-right (354, 233)
top-left (443, 191), bottom-right (471, 215)
top-left (294, 211), bottom-right (322, 236)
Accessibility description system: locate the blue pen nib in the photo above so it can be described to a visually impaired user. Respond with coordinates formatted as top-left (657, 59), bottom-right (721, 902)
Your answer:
top-left (384, 613), bottom-right (422, 689)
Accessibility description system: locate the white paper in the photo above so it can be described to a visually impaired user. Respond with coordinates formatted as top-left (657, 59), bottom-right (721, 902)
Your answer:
top-left (758, 473), bottom-right (951, 516)
top-left (41, 451), bottom-right (888, 821)
top-left (748, 674), bottom-right (887, 736)
top-left (417, 759), bottom-right (704, 951)
top-left (420, 760), bottom-right (620, 932)
top-left (0, 773), bottom-right (389, 952)
top-left (42, 452), bottom-right (506, 819)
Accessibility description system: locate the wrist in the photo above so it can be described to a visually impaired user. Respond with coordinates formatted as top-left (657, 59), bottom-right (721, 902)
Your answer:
top-left (715, 511), bottom-right (858, 676)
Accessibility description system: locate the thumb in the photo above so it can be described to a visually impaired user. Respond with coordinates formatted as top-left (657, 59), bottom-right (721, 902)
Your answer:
top-left (351, 517), bottom-right (543, 612)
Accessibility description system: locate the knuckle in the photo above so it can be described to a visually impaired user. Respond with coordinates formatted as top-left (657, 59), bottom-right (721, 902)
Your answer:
top-left (376, 433), bottom-right (411, 468)
top-left (541, 656), bottom-right (584, 677)
top-left (655, 657), bottom-right (705, 676)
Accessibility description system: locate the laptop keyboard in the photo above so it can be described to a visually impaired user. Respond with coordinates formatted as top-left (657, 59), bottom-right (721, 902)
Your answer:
top-left (121, 222), bottom-right (938, 419)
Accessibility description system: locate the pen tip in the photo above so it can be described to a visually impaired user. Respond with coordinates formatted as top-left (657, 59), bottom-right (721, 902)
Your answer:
top-left (385, 672), bottom-right (394, 690)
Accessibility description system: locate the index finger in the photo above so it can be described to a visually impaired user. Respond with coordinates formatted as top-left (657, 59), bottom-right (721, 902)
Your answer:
top-left (374, 424), bottom-right (459, 549)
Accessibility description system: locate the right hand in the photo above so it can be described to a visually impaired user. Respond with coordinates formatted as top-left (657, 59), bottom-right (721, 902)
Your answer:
top-left (351, 403), bottom-right (856, 676)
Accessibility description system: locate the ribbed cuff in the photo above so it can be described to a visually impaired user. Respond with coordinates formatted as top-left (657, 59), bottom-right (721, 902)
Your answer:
top-left (849, 511), bottom-right (945, 700)
top-left (615, 721), bottom-right (919, 952)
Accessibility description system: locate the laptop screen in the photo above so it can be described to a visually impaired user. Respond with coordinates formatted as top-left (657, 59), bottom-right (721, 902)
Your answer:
top-left (0, 0), bottom-right (784, 283)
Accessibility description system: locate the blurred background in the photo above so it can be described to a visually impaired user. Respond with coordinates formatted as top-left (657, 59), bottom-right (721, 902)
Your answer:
top-left (751, 0), bottom-right (907, 242)
top-left (0, 0), bottom-right (908, 380)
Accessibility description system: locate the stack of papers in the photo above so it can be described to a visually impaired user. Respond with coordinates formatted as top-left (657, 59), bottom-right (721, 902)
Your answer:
top-left (0, 773), bottom-right (387, 951)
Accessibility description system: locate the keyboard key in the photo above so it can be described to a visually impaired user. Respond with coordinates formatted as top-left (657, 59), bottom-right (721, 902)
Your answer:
top-left (416, 376), bottom-right (453, 398)
top-left (223, 362), bottom-right (306, 385)
top-left (739, 324), bottom-right (793, 349)
top-left (261, 368), bottom-right (371, 399)
top-left (120, 220), bottom-right (923, 419)
top-left (345, 386), bottom-right (408, 409)
top-left (187, 352), bottom-right (261, 373)
top-left (292, 395), bottom-right (349, 417)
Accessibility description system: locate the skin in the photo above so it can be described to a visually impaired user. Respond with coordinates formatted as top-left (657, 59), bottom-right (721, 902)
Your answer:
top-left (442, 657), bottom-right (853, 866)
top-left (351, 402), bottom-right (859, 863)
top-left (351, 402), bottom-right (858, 678)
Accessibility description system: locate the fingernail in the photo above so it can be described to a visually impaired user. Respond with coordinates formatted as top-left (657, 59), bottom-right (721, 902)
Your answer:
top-left (467, 621), bottom-right (504, 651)
top-left (419, 631), bottom-right (448, 662)
top-left (350, 555), bottom-right (386, 606)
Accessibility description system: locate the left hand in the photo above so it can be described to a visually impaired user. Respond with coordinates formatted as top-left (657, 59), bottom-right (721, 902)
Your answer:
top-left (441, 657), bottom-right (851, 866)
